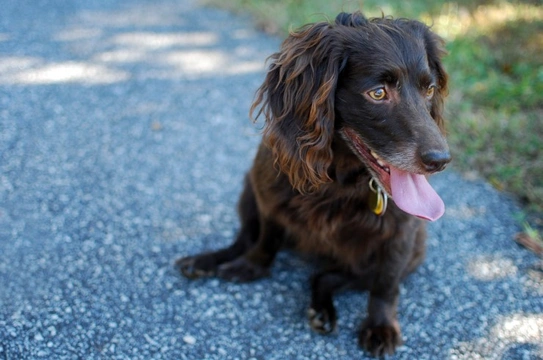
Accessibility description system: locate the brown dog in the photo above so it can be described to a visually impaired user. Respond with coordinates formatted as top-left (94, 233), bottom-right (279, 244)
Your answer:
top-left (177, 12), bottom-right (450, 357)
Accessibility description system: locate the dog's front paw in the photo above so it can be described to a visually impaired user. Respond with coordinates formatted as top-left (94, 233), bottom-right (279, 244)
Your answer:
top-left (307, 306), bottom-right (337, 334)
top-left (358, 320), bottom-right (402, 357)
top-left (175, 254), bottom-right (219, 279)
top-left (217, 256), bottom-right (269, 282)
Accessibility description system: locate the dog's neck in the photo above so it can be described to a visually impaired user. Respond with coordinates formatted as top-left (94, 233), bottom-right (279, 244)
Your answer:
top-left (329, 137), bottom-right (371, 187)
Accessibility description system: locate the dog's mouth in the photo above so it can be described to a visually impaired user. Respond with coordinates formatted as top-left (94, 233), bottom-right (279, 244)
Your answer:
top-left (341, 127), bottom-right (445, 221)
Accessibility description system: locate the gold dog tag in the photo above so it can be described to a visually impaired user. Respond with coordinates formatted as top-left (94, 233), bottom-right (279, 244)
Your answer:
top-left (368, 178), bottom-right (388, 216)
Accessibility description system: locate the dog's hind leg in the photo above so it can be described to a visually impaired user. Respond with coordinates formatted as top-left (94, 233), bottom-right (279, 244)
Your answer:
top-left (176, 175), bottom-right (261, 279)
top-left (215, 214), bottom-right (284, 282)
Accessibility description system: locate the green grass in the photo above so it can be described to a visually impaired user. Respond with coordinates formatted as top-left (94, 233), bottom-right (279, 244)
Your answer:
top-left (203, 0), bottom-right (543, 228)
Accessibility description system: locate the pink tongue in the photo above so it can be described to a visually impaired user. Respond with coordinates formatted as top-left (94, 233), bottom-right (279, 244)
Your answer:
top-left (389, 167), bottom-right (445, 221)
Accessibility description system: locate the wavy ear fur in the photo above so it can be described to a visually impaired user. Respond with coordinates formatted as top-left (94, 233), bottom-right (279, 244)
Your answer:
top-left (251, 22), bottom-right (345, 193)
top-left (423, 28), bottom-right (448, 133)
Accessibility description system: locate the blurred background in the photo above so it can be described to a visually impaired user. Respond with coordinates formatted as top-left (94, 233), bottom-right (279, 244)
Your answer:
top-left (205, 0), bottom-right (543, 251)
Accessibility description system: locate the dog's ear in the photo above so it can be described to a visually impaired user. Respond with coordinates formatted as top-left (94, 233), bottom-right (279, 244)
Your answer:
top-left (424, 29), bottom-right (449, 133)
top-left (251, 22), bottom-right (344, 193)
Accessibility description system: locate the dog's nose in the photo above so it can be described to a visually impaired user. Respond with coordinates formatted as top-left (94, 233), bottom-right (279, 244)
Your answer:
top-left (420, 150), bottom-right (451, 173)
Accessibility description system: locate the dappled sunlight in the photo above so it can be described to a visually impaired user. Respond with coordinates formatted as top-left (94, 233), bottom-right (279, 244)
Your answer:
top-left (467, 255), bottom-right (518, 281)
top-left (0, 61), bottom-right (130, 85)
top-left (470, 2), bottom-right (542, 33)
top-left (422, 3), bottom-right (471, 40)
top-left (450, 313), bottom-right (543, 359)
top-left (164, 50), bottom-right (264, 77)
top-left (165, 49), bottom-right (226, 74)
top-left (93, 32), bottom-right (219, 64)
top-left (422, 2), bottom-right (543, 40)
top-left (110, 31), bottom-right (219, 49)
top-left (0, 56), bottom-right (41, 73)
top-left (225, 60), bottom-right (265, 75)
top-left (0, 3), bottom-right (265, 86)
top-left (94, 49), bottom-right (148, 63)
top-left (492, 313), bottom-right (543, 343)
top-left (0, 42), bottom-right (264, 85)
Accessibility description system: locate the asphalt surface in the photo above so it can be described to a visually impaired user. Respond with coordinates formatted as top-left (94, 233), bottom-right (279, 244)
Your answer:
top-left (0, 0), bottom-right (542, 359)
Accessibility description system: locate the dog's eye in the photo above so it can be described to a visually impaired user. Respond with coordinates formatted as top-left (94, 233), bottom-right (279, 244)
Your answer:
top-left (368, 88), bottom-right (387, 101)
top-left (426, 86), bottom-right (436, 99)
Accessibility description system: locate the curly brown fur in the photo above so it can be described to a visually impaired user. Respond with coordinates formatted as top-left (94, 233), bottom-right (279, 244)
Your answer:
top-left (177, 11), bottom-right (451, 357)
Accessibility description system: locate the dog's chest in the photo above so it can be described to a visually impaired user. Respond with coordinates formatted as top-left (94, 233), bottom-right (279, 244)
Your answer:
top-left (278, 189), bottom-right (389, 260)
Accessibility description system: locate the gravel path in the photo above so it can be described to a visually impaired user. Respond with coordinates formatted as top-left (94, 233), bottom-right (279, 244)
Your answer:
top-left (0, 0), bottom-right (541, 359)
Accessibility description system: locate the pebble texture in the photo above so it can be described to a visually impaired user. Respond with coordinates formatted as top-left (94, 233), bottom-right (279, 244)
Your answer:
top-left (0, 0), bottom-right (541, 359)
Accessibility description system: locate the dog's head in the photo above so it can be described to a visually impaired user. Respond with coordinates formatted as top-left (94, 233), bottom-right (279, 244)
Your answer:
top-left (251, 12), bottom-right (451, 219)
